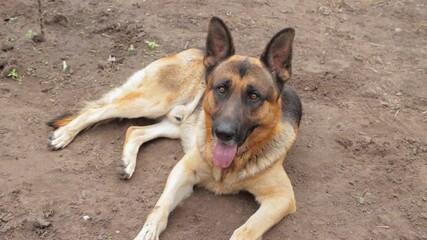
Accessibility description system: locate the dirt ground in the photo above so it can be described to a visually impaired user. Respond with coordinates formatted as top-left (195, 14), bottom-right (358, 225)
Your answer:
top-left (1, 0), bottom-right (426, 239)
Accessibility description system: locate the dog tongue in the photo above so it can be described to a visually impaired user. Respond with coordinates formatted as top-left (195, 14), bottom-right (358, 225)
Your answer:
top-left (212, 142), bottom-right (237, 168)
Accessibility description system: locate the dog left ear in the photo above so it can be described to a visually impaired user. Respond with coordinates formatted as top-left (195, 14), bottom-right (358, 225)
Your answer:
top-left (204, 17), bottom-right (235, 70)
top-left (260, 28), bottom-right (295, 92)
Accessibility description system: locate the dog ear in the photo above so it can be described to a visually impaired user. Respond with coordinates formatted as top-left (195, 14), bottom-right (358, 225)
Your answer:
top-left (203, 17), bottom-right (235, 70)
top-left (260, 28), bottom-right (295, 92)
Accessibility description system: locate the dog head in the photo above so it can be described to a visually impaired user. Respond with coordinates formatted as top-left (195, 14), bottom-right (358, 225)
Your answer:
top-left (202, 17), bottom-right (295, 169)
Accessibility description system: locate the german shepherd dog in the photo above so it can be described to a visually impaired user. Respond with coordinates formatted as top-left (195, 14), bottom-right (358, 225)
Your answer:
top-left (47, 17), bottom-right (301, 240)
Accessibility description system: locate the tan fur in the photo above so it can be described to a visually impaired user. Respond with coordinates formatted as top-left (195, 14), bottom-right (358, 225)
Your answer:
top-left (51, 115), bottom-right (77, 128)
top-left (48, 19), bottom-right (299, 240)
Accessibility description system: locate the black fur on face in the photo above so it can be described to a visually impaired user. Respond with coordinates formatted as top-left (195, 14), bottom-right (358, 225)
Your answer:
top-left (206, 57), bottom-right (277, 146)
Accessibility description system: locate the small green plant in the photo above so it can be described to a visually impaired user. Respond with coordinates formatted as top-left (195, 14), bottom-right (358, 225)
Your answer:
top-left (128, 44), bottom-right (135, 51)
top-left (88, 48), bottom-right (100, 54)
top-left (27, 67), bottom-right (35, 75)
top-left (26, 30), bottom-right (37, 39)
top-left (7, 68), bottom-right (19, 79)
top-left (144, 40), bottom-right (159, 49)
top-left (106, 236), bottom-right (113, 240)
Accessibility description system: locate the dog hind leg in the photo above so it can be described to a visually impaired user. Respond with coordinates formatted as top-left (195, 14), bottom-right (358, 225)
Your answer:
top-left (117, 119), bottom-right (181, 179)
top-left (47, 69), bottom-right (174, 150)
top-left (166, 88), bottom-right (204, 124)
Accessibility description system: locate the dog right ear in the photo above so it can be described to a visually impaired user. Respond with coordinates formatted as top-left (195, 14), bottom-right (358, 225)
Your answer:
top-left (260, 28), bottom-right (295, 92)
top-left (203, 17), bottom-right (235, 70)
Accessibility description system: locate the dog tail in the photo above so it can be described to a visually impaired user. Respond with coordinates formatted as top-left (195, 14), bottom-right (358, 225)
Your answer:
top-left (47, 113), bottom-right (76, 129)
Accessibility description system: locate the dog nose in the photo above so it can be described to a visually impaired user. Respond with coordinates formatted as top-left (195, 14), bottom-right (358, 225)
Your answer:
top-left (214, 122), bottom-right (237, 141)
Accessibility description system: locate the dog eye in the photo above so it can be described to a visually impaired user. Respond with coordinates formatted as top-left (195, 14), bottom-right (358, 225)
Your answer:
top-left (249, 92), bottom-right (259, 101)
top-left (217, 86), bottom-right (226, 94)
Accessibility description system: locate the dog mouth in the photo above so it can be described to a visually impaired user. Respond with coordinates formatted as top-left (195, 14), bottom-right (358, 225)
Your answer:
top-left (212, 141), bottom-right (238, 168)
top-left (211, 125), bottom-right (258, 169)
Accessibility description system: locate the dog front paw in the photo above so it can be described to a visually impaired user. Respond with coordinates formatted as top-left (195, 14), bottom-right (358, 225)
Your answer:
top-left (47, 127), bottom-right (75, 150)
top-left (116, 158), bottom-right (135, 180)
top-left (134, 224), bottom-right (161, 240)
top-left (230, 226), bottom-right (260, 240)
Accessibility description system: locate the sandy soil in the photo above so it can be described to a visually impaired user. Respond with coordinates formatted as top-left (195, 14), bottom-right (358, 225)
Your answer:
top-left (1, 0), bottom-right (426, 239)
